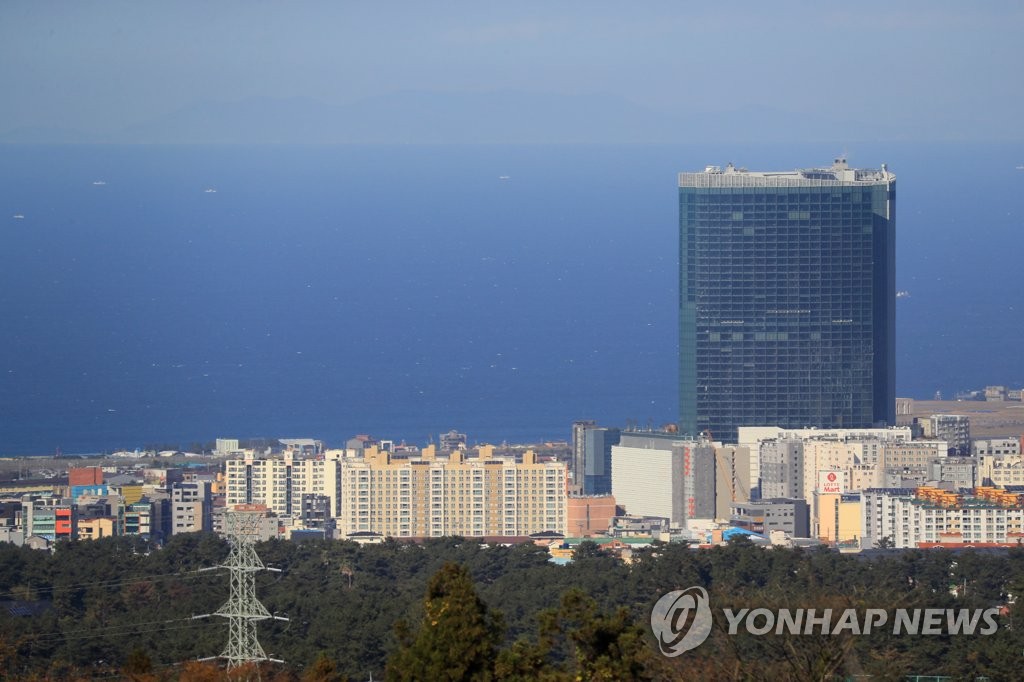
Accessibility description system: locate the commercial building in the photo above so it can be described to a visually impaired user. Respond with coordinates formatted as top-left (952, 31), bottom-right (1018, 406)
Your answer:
top-left (816, 493), bottom-right (862, 547)
top-left (610, 433), bottom-right (715, 528)
top-left (973, 438), bottom-right (1020, 457)
top-left (743, 426), bottom-right (916, 494)
top-left (570, 420), bottom-right (596, 493)
top-left (919, 415), bottom-right (970, 455)
top-left (566, 494), bottom-right (616, 537)
top-left (730, 498), bottom-right (809, 538)
top-left (215, 438), bottom-right (240, 455)
top-left (980, 455), bottom-right (1024, 487)
top-left (759, 439), bottom-right (806, 500)
top-left (679, 159), bottom-right (896, 443)
top-left (573, 421), bottom-right (618, 491)
top-left (713, 445), bottom-right (751, 520)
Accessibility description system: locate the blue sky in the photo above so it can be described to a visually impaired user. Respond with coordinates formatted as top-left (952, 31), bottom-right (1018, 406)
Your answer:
top-left (1, 1), bottom-right (1022, 141)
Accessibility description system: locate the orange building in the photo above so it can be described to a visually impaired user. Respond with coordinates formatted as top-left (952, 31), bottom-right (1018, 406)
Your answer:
top-left (55, 507), bottom-right (74, 539)
top-left (566, 494), bottom-right (616, 537)
top-left (69, 466), bottom-right (103, 486)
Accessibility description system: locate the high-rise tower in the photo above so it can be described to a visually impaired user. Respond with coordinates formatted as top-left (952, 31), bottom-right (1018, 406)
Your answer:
top-left (678, 159), bottom-right (895, 443)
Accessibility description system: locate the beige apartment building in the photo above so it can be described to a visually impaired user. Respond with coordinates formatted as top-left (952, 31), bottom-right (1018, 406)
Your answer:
top-left (880, 440), bottom-right (948, 470)
top-left (224, 446), bottom-right (568, 538)
top-left (337, 446), bottom-right (567, 538)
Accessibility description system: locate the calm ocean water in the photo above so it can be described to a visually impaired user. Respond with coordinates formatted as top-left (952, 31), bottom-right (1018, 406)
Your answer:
top-left (1, 142), bottom-right (1022, 455)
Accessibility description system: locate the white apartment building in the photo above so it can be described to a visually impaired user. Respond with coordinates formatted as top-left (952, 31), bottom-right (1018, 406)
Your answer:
top-left (225, 452), bottom-right (342, 519)
top-left (862, 488), bottom-right (1024, 549)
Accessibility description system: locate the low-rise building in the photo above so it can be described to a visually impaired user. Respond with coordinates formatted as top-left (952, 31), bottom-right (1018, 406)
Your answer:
top-left (980, 455), bottom-right (1024, 487)
top-left (730, 498), bottom-right (809, 538)
top-left (973, 438), bottom-right (1021, 457)
top-left (566, 494), bottom-right (616, 537)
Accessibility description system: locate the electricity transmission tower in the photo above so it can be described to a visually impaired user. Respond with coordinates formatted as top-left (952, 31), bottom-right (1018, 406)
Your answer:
top-left (196, 506), bottom-right (286, 672)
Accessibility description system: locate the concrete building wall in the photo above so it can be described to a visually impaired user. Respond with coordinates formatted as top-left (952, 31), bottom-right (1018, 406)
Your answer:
top-left (759, 439), bottom-right (804, 500)
top-left (973, 438), bottom-right (1021, 457)
top-left (739, 426), bottom-right (913, 487)
top-left (882, 441), bottom-right (948, 470)
top-left (78, 517), bottom-right (116, 540)
top-left (861, 488), bottom-right (915, 549)
top-left (713, 445), bottom-right (751, 521)
top-left (731, 498), bottom-right (809, 538)
top-left (817, 494), bottom-right (860, 545)
top-left (981, 455), bottom-right (1024, 487)
top-left (610, 445), bottom-right (676, 523)
top-left (611, 434), bottom-right (714, 528)
top-left (172, 501), bottom-right (205, 534)
top-left (928, 458), bottom-right (977, 489)
top-left (929, 415), bottom-right (971, 455)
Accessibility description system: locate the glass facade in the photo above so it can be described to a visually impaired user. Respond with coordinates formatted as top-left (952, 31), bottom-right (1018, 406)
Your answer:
top-left (679, 163), bottom-right (895, 443)
top-left (581, 427), bottom-right (621, 495)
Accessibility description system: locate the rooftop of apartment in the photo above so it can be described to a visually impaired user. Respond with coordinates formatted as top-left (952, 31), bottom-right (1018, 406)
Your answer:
top-left (679, 158), bottom-right (894, 188)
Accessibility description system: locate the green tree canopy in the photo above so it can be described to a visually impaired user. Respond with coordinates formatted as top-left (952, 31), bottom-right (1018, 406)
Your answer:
top-left (386, 562), bottom-right (502, 681)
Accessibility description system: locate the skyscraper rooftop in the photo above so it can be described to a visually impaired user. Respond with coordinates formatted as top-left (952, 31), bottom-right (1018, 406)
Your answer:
top-left (679, 158), bottom-right (894, 188)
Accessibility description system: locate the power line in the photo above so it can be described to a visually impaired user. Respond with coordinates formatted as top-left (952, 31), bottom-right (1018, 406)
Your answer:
top-left (28, 616), bottom-right (219, 646)
top-left (0, 568), bottom-right (221, 600)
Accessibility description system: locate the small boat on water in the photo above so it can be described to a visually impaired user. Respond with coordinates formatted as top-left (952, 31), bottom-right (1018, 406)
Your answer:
top-left (12, 214), bottom-right (24, 219)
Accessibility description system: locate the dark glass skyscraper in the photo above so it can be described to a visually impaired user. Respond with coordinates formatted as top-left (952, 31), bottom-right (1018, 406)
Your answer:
top-left (679, 159), bottom-right (895, 443)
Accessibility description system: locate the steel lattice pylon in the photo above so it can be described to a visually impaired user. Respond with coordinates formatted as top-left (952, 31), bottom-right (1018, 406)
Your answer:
top-left (214, 508), bottom-right (275, 669)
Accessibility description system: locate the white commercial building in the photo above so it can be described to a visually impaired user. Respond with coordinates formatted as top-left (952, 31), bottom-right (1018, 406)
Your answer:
top-left (610, 434), bottom-right (715, 528)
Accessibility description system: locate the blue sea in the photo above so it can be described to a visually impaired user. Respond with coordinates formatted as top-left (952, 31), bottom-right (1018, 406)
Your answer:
top-left (1, 142), bottom-right (1022, 455)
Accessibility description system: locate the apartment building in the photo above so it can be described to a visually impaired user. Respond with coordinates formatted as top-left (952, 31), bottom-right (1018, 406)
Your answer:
top-left (171, 481), bottom-right (212, 535)
top-left (336, 446), bottom-right (566, 538)
top-left (224, 452), bottom-right (342, 519)
top-left (861, 486), bottom-right (1024, 549)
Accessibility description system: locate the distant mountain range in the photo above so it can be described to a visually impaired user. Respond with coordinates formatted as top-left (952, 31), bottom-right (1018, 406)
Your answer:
top-left (0, 91), bottom-right (904, 144)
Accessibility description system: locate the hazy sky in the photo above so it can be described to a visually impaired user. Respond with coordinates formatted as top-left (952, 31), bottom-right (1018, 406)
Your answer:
top-left (2, 1), bottom-right (1022, 140)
